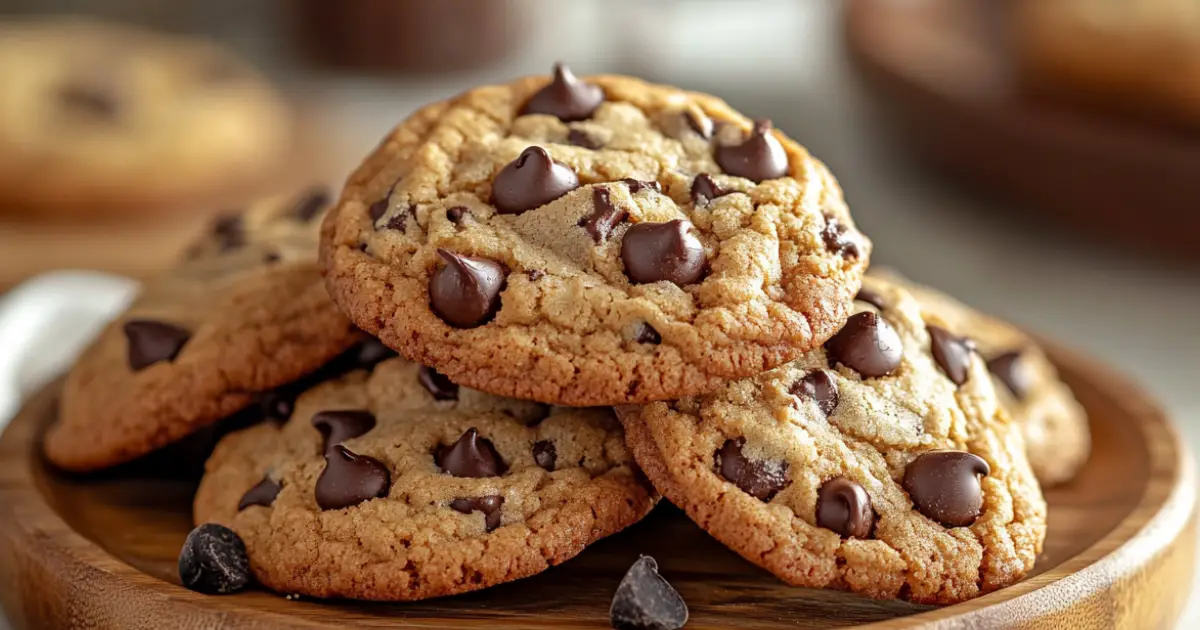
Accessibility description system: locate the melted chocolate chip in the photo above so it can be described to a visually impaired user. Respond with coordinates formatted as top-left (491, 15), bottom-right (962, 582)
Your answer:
top-left (715, 438), bottom-right (790, 501)
top-left (824, 312), bottom-right (903, 378)
top-left (790, 370), bottom-right (839, 416)
top-left (211, 214), bottom-right (244, 252)
top-left (855, 287), bottom-right (887, 310)
top-left (903, 451), bottom-right (990, 528)
top-left (436, 428), bottom-right (506, 478)
top-left (178, 524), bottom-right (250, 595)
top-left (385, 206), bottom-right (414, 232)
top-left (450, 496), bottom-right (505, 531)
top-left (620, 220), bottom-right (707, 286)
top-left (987, 351), bottom-right (1033, 400)
top-left (492, 146), bottom-right (580, 215)
top-left (315, 446), bottom-right (390, 510)
top-left (690, 174), bottom-right (728, 204)
top-left (621, 178), bottom-right (662, 194)
top-left (292, 188), bottom-right (330, 222)
top-left (123, 320), bottom-right (191, 371)
top-left (368, 197), bottom-right (389, 223)
top-left (821, 216), bottom-right (862, 259)
top-left (429, 249), bottom-right (508, 328)
top-left (533, 440), bottom-right (557, 471)
top-left (715, 119), bottom-right (788, 182)
top-left (567, 128), bottom-right (602, 149)
top-left (311, 410), bottom-right (377, 454)
top-left (237, 476), bottom-right (281, 510)
top-left (418, 365), bottom-right (459, 400)
top-left (684, 109), bottom-right (714, 139)
top-left (816, 477), bottom-right (875, 539)
top-left (579, 187), bottom-right (627, 243)
top-left (521, 62), bottom-right (605, 121)
top-left (610, 556), bottom-right (689, 630)
top-left (446, 206), bottom-right (467, 224)
top-left (633, 322), bottom-right (661, 344)
top-left (928, 326), bottom-right (976, 386)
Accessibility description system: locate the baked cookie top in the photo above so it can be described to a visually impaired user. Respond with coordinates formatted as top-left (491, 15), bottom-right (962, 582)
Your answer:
top-left (617, 275), bottom-right (1046, 605)
top-left (873, 271), bottom-right (1089, 486)
top-left (0, 18), bottom-right (292, 212)
top-left (321, 64), bottom-right (869, 406)
top-left (47, 187), bottom-right (359, 472)
top-left (194, 354), bottom-right (657, 601)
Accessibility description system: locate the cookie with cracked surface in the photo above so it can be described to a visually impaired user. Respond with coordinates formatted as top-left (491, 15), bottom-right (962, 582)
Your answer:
top-left (869, 271), bottom-right (1090, 486)
top-left (194, 354), bottom-right (657, 601)
top-left (46, 187), bottom-right (360, 472)
top-left (320, 64), bottom-right (869, 406)
top-left (617, 276), bottom-right (1046, 604)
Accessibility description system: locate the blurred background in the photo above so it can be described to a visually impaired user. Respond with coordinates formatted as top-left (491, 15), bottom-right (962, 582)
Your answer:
top-left (0, 0), bottom-right (1196, 625)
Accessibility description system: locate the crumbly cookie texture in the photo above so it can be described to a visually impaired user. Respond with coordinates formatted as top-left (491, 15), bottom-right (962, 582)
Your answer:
top-left (873, 270), bottom-right (1090, 486)
top-left (194, 355), bottom-right (656, 601)
top-left (617, 276), bottom-right (1046, 605)
top-left (47, 188), bottom-right (359, 472)
top-left (0, 18), bottom-right (293, 216)
top-left (320, 65), bottom-right (869, 406)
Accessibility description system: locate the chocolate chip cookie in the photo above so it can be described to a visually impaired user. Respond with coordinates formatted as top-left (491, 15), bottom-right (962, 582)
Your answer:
top-left (617, 276), bottom-right (1046, 604)
top-left (46, 187), bottom-right (360, 472)
top-left (321, 64), bottom-right (870, 406)
top-left (0, 18), bottom-right (293, 219)
top-left (193, 353), bottom-right (657, 601)
top-left (872, 271), bottom-right (1090, 486)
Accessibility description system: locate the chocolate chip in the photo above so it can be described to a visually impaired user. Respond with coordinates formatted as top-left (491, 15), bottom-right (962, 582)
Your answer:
top-left (237, 476), bottom-right (281, 510)
top-left (123, 320), bottom-right (191, 371)
top-left (579, 187), bottom-right (627, 243)
top-left (259, 390), bottom-right (297, 423)
top-left (620, 220), bottom-right (706, 286)
top-left (715, 119), bottom-right (788, 182)
top-left (311, 410), bottom-right (377, 454)
top-left (211, 213), bottom-right (244, 252)
top-left (178, 524), bottom-right (251, 595)
top-left (521, 62), bottom-right (605, 122)
top-left (292, 188), bottom-right (331, 222)
top-left (684, 109), bottom-right (714, 139)
top-left (526, 269), bottom-right (545, 281)
top-left (491, 146), bottom-right (580, 215)
top-left (609, 556), bottom-right (688, 630)
top-left (58, 79), bottom-right (120, 120)
top-left (903, 451), bottom-right (990, 528)
top-left (816, 477), bottom-right (874, 538)
top-left (446, 206), bottom-right (468, 224)
top-left (621, 178), bottom-right (662, 194)
top-left (987, 351), bottom-right (1033, 400)
top-left (262, 251), bottom-right (281, 264)
top-left (567, 128), bottom-right (602, 149)
top-left (855, 286), bottom-right (887, 310)
top-left (429, 249), bottom-right (508, 328)
top-left (436, 428), bottom-right (506, 478)
top-left (821, 215), bottom-right (862, 259)
top-left (928, 326), bottom-right (976, 386)
top-left (368, 197), bottom-right (389, 222)
top-left (450, 496), bottom-right (505, 531)
top-left (385, 206), bottom-right (414, 232)
top-left (790, 370), bottom-right (839, 416)
top-left (315, 446), bottom-right (390, 510)
top-left (634, 322), bottom-right (661, 345)
top-left (690, 173), bottom-right (728, 204)
top-left (349, 338), bottom-right (398, 369)
top-left (533, 440), bottom-right (557, 471)
top-left (824, 312), bottom-right (902, 378)
top-left (418, 365), bottom-right (459, 400)
top-left (715, 438), bottom-right (790, 501)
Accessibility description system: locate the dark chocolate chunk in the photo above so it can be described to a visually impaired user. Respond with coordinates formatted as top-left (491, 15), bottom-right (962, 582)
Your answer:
top-left (533, 440), bottom-right (557, 471)
top-left (178, 523), bottom-right (251, 595)
top-left (690, 173), bottom-right (727, 204)
top-left (609, 555), bottom-right (688, 630)
top-left (824, 312), bottom-right (903, 378)
top-left (237, 476), bottom-right (281, 510)
top-left (428, 249), bottom-right (508, 328)
top-left (521, 62), bottom-right (605, 122)
top-left (292, 188), bottom-right (331, 222)
top-left (903, 451), bottom-right (990, 528)
top-left (928, 326), bottom-right (976, 386)
top-left (311, 410), bottom-right (377, 454)
top-left (418, 365), bottom-right (459, 401)
top-left (715, 119), bottom-right (788, 182)
top-left (567, 128), bottom-right (602, 149)
top-left (715, 438), bottom-right (790, 502)
top-left (123, 320), bottom-right (190, 371)
top-left (790, 369), bottom-right (839, 416)
top-left (987, 350), bottom-right (1033, 400)
top-left (620, 220), bottom-right (706, 286)
top-left (491, 146), bottom-right (580, 215)
top-left (579, 187), bottom-right (627, 243)
top-left (450, 495), bottom-right (504, 532)
top-left (315, 445), bottom-right (390, 510)
top-left (436, 428), bottom-right (506, 478)
top-left (816, 477), bottom-right (874, 539)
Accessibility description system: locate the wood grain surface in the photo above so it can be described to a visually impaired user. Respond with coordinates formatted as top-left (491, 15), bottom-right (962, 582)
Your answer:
top-left (0, 343), bottom-right (1194, 629)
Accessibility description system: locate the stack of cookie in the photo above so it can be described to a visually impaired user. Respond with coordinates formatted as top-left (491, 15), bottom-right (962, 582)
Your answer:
top-left (46, 65), bottom-right (1089, 614)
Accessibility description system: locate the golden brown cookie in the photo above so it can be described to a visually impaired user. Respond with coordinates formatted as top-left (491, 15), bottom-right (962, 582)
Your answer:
top-left (618, 276), bottom-right (1046, 605)
top-left (46, 187), bottom-right (360, 472)
top-left (320, 64), bottom-right (869, 406)
top-left (194, 354), bottom-right (657, 601)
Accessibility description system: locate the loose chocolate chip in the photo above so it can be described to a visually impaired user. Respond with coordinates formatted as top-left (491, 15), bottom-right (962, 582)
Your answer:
top-left (533, 440), bottom-right (557, 471)
top-left (634, 322), bottom-right (662, 345)
top-left (620, 220), bottom-right (706, 286)
top-left (292, 188), bottom-right (331, 222)
top-left (178, 524), bottom-right (251, 595)
top-left (579, 187), bottom-right (628, 243)
top-left (526, 269), bottom-right (545, 281)
top-left (824, 312), bottom-right (903, 378)
top-left (816, 477), bottom-right (875, 539)
top-left (237, 476), bottom-right (281, 510)
top-left (311, 410), bottom-right (377, 454)
top-left (418, 365), bottom-right (459, 401)
top-left (715, 438), bottom-right (790, 501)
top-left (609, 556), bottom-right (688, 630)
top-left (385, 206), bottom-right (414, 232)
top-left (350, 338), bottom-right (398, 369)
top-left (821, 215), bottom-right (862, 259)
top-left (521, 62), bottom-right (605, 122)
top-left (315, 446), bottom-right (390, 510)
top-left (450, 496), bottom-right (505, 531)
top-left (855, 286), bottom-right (887, 310)
top-left (621, 178), bottom-right (662, 194)
top-left (211, 213), bottom-right (244, 252)
top-left (690, 173), bottom-right (728, 204)
top-left (715, 119), bottom-right (788, 182)
top-left (928, 326), bottom-right (976, 386)
top-left (903, 451), bottom-right (990, 528)
top-left (428, 249), bottom-right (508, 328)
top-left (491, 146), bottom-right (580, 215)
top-left (437, 428), bottom-right (506, 478)
top-left (58, 80), bottom-right (120, 119)
top-left (684, 109), bottom-right (714, 139)
top-left (123, 320), bottom-right (191, 371)
top-left (790, 369), bottom-right (839, 416)
top-left (446, 206), bottom-right (468, 224)
top-left (987, 351), bottom-right (1033, 400)
top-left (567, 128), bottom-right (602, 149)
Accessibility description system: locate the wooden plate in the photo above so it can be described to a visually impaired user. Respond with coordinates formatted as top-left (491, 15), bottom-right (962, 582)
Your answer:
top-left (0, 343), bottom-right (1194, 629)
top-left (843, 0), bottom-right (1200, 258)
